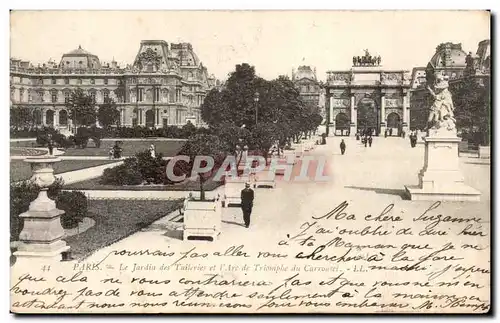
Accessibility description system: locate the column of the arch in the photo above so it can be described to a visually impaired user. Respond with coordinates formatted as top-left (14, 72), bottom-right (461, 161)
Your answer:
top-left (349, 93), bottom-right (356, 136)
top-left (328, 96), bottom-right (335, 136)
top-left (380, 93), bottom-right (386, 136)
top-left (402, 91), bottom-right (410, 133)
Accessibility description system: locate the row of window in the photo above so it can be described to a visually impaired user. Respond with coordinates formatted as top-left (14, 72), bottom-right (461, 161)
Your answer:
top-left (12, 89), bottom-right (110, 103)
top-left (13, 88), bottom-right (203, 105)
top-left (14, 77), bottom-right (115, 85)
top-left (300, 85), bottom-right (320, 92)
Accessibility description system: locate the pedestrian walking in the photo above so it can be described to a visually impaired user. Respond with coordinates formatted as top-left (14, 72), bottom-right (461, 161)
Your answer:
top-left (240, 182), bottom-right (254, 228)
top-left (368, 136), bottom-right (373, 147)
top-left (364, 136), bottom-right (368, 147)
top-left (340, 139), bottom-right (346, 155)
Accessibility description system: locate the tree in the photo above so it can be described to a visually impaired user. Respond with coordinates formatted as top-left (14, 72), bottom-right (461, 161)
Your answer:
top-left (180, 134), bottom-right (228, 201)
top-left (249, 122), bottom-right (279, 163)
top-left (200, 89), bottom-right (231, 126)
top-left (451, 77), bottom-right (490, 145)
top-left (66, 88), bottom-right (96, 128)
top-left (97, 98), bottom-right (120, 129)
top-left (211, 123), bottom-right (251, 154)
top-left (10, 106), bottom-right (34, 130)
top-left (201, 63), bottom-right (266, 129)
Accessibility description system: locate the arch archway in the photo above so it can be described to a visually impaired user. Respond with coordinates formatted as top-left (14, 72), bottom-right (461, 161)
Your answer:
top-left (335, 113), bottom-right (350, 136)
top-left (59, 110), bottom-right (68, 126)
top-left (46, 110), bottom-right (54, 127)
top-left (357, 98), bottom-right (378, 136)
top-left (145, 109), bottom-right (155, 128)
top-left (386, 112), bottom-right (401, 136)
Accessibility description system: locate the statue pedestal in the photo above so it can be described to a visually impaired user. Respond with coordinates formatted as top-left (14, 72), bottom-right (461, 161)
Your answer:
top-left (405, 133), bottom-right (481, 201)
top-left (13, 157), bottom-right (70, 262)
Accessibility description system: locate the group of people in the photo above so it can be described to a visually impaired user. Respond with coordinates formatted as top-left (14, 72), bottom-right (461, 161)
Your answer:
top-left (355, 131), bottom-right (374, 148)
top-left (108, 143), bottom-right (157, 159)
top-left (108, 141), bottom-right (123, 159)
top-left (409, 131), bottom-right (420, 148)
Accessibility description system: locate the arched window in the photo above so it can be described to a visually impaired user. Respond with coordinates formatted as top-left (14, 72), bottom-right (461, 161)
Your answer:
top-left (59, 110), bottom-right (68, 126)
top-left (33, 110), bottom-right (42, 125)
top-left (64, 77), bottom-right (69, 85)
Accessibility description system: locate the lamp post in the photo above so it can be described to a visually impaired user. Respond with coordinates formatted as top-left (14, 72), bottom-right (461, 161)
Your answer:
top-left (254, 92), bottom-right (260, 125)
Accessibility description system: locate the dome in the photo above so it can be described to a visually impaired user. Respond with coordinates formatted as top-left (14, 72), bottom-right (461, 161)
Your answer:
top-left (428, 42), bottom-right (467, 68)
top-left (295, 65), bottom-right (317, 81)
top-left (60, 45), bottom-right (101, 69)
top-left (170, 43), bottom-right (200, 67)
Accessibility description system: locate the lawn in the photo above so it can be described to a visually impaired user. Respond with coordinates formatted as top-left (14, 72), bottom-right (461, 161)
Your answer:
top-left (64, 199), bottom-right (183, 260)
top-left (10, 147), bottom-right (47, 156)
top-left (10, 160), bottom-right (119, 182)
top-left (63, 139), bottom-right (186, 157)
top-left (10, 140), bottom-right (37, 148)
top-left (65, 176), bottom-right (223, 191)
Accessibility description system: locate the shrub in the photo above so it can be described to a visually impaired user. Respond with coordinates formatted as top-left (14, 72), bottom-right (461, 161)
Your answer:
top-left (10, 127), bottom-right (39, 138)
top-left (100, 162), bottom-right (143, 185)
top-left (135, 150), bottom-right (168, 184)
top-left (74, 134), bottom-right (89, 148)
top-left (10, 177), bottom-right (86, 240)
top-left (99, 150), bottom-right (181, 185)
top-left (57, 191), bottom-right (88, 229)
top-left (181, 122), bottom-right (196, 138)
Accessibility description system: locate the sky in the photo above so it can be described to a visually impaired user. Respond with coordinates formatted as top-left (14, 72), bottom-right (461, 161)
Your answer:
top-left (10, 11), bottom-right (490, 81)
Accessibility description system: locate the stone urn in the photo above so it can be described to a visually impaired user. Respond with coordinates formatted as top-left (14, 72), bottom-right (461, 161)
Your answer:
top-left (14, 156), bottom-right (70, 261)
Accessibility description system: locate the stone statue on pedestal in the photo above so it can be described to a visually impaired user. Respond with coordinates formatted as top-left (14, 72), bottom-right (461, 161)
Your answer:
top-left (426, 74), bottom-right (456, 133)
top-left (405, 73), bottom-right (481, 201)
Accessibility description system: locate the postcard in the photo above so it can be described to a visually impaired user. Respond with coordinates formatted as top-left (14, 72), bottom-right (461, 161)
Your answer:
top-left (9, 10), bottom-right (490, 313)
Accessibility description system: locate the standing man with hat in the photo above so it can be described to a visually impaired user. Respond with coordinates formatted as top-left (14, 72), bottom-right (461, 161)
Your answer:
top-left (240, 182), bottom-right (254, 228)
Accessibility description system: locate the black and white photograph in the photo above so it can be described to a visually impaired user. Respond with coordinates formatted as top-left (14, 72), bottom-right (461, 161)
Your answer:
top-left (8, 10), bottom-right (491, 314)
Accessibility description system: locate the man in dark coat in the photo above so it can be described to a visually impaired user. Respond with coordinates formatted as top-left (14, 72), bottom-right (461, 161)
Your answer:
top-left (368, 136), bottom-right (373, 147)
top-left (340, 139), bottom-right (346, 155)
top-left (240, 182), bottom-right (254, 228)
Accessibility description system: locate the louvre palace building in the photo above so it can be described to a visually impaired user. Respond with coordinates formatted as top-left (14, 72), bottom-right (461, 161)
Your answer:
top-left (10, 40), bottom-right (219, 133)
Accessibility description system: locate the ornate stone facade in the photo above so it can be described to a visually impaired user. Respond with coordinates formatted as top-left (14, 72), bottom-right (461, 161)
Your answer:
top-left (325, 51), bottom-right (411, 137)
top-left (292, 65), bottom-right (325, 119)
top-left (409, 40), bottom-right (491, 131)
top-left (10, 40), bottom-right (219, 133)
